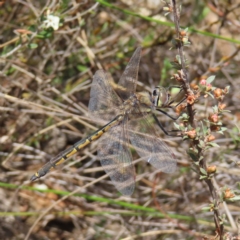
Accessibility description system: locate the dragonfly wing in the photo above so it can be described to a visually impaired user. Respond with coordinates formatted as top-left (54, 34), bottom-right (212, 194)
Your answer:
top-left (89, 70), bottom-right (122, 122)
top-left (129, 114), bottom-right (177, 174)
top-left (117, 47), bottom-right (141, 100)
top-left (98, 121), bottom-right (135, 196)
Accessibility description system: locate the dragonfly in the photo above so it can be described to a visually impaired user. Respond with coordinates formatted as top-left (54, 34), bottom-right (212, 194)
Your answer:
top-left (30, 47), bottom-right (177, 195)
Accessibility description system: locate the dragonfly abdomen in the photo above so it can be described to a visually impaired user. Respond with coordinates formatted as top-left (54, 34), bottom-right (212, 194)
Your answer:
top-left (30, 115), bottom-right (122, 181)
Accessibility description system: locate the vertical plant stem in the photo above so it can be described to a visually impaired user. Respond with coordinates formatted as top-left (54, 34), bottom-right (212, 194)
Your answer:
top-left (171, 0), bottom-right (224, 238)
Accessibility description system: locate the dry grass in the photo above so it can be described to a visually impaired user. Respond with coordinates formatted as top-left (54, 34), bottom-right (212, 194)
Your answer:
top-left (0, 0), bottom-right (240, 239)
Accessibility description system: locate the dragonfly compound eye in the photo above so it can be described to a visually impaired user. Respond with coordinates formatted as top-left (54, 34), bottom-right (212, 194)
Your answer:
top-left (152, 87), bottom-right (169, 107)
top-left (152, 87), bottom-right (161, 107)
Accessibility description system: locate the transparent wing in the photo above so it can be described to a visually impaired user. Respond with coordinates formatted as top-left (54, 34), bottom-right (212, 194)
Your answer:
top-left (128, 111), bottom-right (177, 174)
top-left (88, 70), bottom-right (122, 122)
top-left (117, 47), bottom-right (141, 100)
top-left (98, 120), bottom-right (135, 196)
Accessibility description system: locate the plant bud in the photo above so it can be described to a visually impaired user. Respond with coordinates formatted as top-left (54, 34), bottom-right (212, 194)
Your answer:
top-left (187, 94), bottom-right (196, 105)
top-left (214, 88), bottom-right (223, 100)
top-left (206, 83), bottom-right (212, 91)
top-left (185, 129), bottom-right (196, 139)
top-left (176, 103), bottom-right (187, 115)
top-left (163, 7), bottom-right (170, 11)
top-left (218, 103), bottom-right (226, 110)
top-left (207, 135), bottom-right (215, 142)
top-left (200, 79), bottom-right (206, 85)
top-left (210, 125), bottom-right (220, 132)
top-left (180, 30), bottom-right (187, 37)
top-left (190, 83), bottom-right (199, 90)
top-left (207, 165), bottom-right (217, 174)
top-left (182, 37), bottom-right (188, 44)
top-left (173, 73), bottom-right (181, 81)
top-left (223, 188), bottom-right (235, 200)
top-left (208, 114), bottom-right (218, 123)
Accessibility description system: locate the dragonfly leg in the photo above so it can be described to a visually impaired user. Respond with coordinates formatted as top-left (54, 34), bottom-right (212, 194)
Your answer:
top-left (156, 86), bottom-right (186, 120)
top-left (156, 109), bottom-right (180, 121)
top-left (152, 113), bottom-right (181, 137)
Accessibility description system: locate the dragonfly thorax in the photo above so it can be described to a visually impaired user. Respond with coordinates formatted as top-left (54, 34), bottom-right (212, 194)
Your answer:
top-left (121, 94), bottom-right (139, 115)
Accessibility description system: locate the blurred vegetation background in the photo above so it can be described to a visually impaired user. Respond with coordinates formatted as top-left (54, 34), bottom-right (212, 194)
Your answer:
top-left (0, 0), bottom-right (240, 239)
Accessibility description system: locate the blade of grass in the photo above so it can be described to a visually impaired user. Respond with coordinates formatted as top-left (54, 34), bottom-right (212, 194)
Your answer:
top-left (0, 182), bottom-right (232, 229)
top-left (0, 181), bottom-right (189, 221)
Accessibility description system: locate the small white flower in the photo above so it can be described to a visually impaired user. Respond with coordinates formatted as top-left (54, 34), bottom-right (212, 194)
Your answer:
top-left (42, 15), bottom-right (60, 30)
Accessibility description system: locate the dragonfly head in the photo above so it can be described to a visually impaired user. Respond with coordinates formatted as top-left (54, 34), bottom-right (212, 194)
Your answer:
top-left (151, 87), bottom-right (169, 108)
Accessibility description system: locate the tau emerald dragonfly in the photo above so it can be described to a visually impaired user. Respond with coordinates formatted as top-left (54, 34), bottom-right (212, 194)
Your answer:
top-left (30, 47), bottom-right (177, 195)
